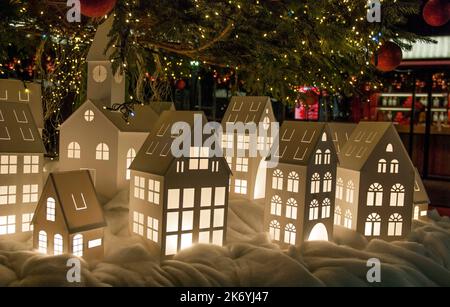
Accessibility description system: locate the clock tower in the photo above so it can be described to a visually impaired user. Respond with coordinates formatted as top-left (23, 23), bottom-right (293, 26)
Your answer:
top-left (86, 17), bottom-right (125, 108)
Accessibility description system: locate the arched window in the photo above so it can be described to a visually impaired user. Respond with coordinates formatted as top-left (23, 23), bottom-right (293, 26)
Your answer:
top-left (324, 149), bottom-right (331, 164)
top-left (96, 143), bottom-right (109, 160)
top-left (38, 230), bottom-right (47, 254)
top-left (309, 199), bottom-right (319, 220)
top-left (287, 171), bottom-right (299, 193)
top-left (84, 109), bottom-right (94, 122)
top-left (344, 210), bottom-right (352, 229)
top-left (346, 180), bottom-right (355, 203)
top-left (334, 206), bottom-right (342, 225)
top-left (285, 198), bottom-right (298, 219)
top-left (67, 142), bottom-right (80, 159)
top-left (284, 223), bottom-right (296, 245)
top-left (388, 213), bottom-right (403, 236)
top-left (386, 143), bottom-right (393, 152)
top-left (54, 234), bottom-right (63, 255)
top-left (73, 234), bottom-right (83, 257)
top-left (323, 172), bottom-right (332, 192)
top-left (378, 159), bottom-right (387, 173)
top-left (390, 184), bottom-right (405, 207)
top-left (321, 198), bottom-right (331, 218)
top-left (311, 173), bottom-right (320, 194)
top-left (270, 195), bottom-right (282, 216)
top-left (269, 220), bottom-right (281, 241)
top-left (126, 148), bottom-right (136, 180)
top-left (46, 197), bottom-right (55, 221)
top-left (390, 159), bottom-right (399, 174)
top-left (364, 213), bottom-right (381, 236)
top-left (321, 132), bottom-right (327, 142)
top-left (336, 178), bottom-right (344, 200)
top-left (272, 169), bottom-right (283, 190)
top-left (367, 183), bottom-right (383, 207)
top-left (414, 206), bottom-right (420, 220)
top-left (315, 149), bottom-right (322, 165)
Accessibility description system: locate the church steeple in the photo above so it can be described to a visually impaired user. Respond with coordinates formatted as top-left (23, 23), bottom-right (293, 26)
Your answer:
top-left (86, 17), bottom-right (125, 108)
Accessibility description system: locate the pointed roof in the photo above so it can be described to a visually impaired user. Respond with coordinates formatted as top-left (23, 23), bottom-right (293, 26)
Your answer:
top-left (221, 96), bottom-right (271, 128)
top-left (327, 122), bottom-right (356, 155)
top-left (0, 101), bottom-right (46, 154)
top-left (414, 168), bottom-right (430, 205)
top-left (87, 17), bottom-right (115, 61)
top-left (33, 170), bottom-right (106, 234)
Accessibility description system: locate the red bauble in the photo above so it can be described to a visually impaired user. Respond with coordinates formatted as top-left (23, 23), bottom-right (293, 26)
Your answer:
top-left (176, 79), bottom-right (186, 90)
top-left (423, 0), bottom-right (450, 27)
top-left (80, 0), bottom-right (117, 18)
top-left (372, 42), bottom-right (403, 72)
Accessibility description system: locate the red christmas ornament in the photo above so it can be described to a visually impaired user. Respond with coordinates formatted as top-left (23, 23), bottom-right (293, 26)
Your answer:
top-left (176, 79), bottom-right (186, 90)
top-left (80, 0), bottom-right (117, 18)
top-left (423, 0), bottom-right (450, 27)
top-left (371, 42), bottom-right (403, 72)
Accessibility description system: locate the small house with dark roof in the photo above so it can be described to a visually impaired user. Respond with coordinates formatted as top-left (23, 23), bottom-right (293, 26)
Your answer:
top-left (0, 101), bottom-right (45, 239)
top-left (32, 170), bottom-right (106, 260)
top-left (335, 122), bottom-right (416, 241)
top-left (264, 121), bottom-right (338, 248)
top-left (129, 111), bottom-right (231, 258)
top-left (221, 96), bottom-right (276, 200)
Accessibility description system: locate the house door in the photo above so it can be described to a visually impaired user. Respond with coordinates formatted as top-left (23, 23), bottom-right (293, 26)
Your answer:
top-left (253, 159), bottom-right (266, 199)
top-left (80, 168), bottom-right (96, 186)
top-left (308, 223), bottom-right (329, 241)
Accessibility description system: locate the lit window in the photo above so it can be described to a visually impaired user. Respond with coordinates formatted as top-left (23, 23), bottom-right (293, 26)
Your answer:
top-left (211, 161), bottom-right (219, 172)
top-left (212, 230), bottom-right (223, 246)
top-left (346, 181), bottom-right (355, 204)
top-left (284, 223), bottom-right (296, 245)
top-left (378, 159), bottom-right (387, 173)
top-left (22, 184), bottom-right (38, 203)
top-left (24, 155), bottom-right (39, 174)
top-left (390, 184), bottom-right (405, 207)
top-left (22, 213), bottom-right (34, 232)
top-left (321, 198), bottom-right (331, 218)
top-left (38, 230), bottom-right (47, 253)
top-left (344, 210), bottom-right (352, 229)
top-left (365, 213), bottom-right (381, 236)
top-left (88, 239), bottom-right (102, 248)
top-left (270, 195), bottom-right (282, 216)
top-left (257, 136), bottom-right (273, 151)
top-left (390, 159), bottom-right (399, 174)
top-left (334, 206), bottom-right (342, 225)
top-left (234, 179), bottom-right (247, 194)
top-left (237, 134), bottom-right (250, 150)
top-left (165, 235), bottom-right (178, 255)
top-left (0, 155), bottom-right (17, 174)
top-left (67, 142), bottom-right (80, 159)
top-left (323, 172), bottom-right (332, 192)
top-left (213, 208), bottom-right (224, 227)
top-left (225, 157), bottom-right (232, 169)
top-left (315, 149), bottom-right (322, 165)
top-left (388, 213), bottom-right (403, 236)
top-left (269, 220), bottom-right (281, 241)
top-left (189, 147), bottom-right (209, 170)
top-left (176, 160), bottom-right (185, 173)
top-left (54, 234), bottom-right (63, 255)
top-left (414, 206), bottom-right (420, 220)
top-left (214, 187), bottom-right (226, 206)
top-left (183, 188), bottom-right (195, 208)
top-left (46, 197), bottom-right (56, 221)
top-left (201, 187), bottom-right (212, 207)
top-left (96, 143), bottom-right (109, 160)
top-left (133, 211), bottom-right (144, 236)
top-left (134, 176), bottom-right (145, 200)
top-left (200, 209), bottom-right (211, 229)
top-left (84, 109), bottom-right (94, 122)
top-left (167, 189), bottom-right (180, 209)
top-left (148, 179), bottom-right (160, 205)
top-left (321, 132), bottom-right (327, 142)
top-left (166, 212), bottom-right (179, 232)
top-left (367, 183), bottom-right (383, 207)
top-left (73, 234), bottom-right (83, 257)
top-left (286, 198), bottom-right (298, 219)
top-left (0, 185), bottom-right (16, 205)
top-left (309, 199), bottom-right (319, 220)
top-left (311, 173), bottom-right (320, 194)
top-left (287, 171), bottom-right (299, 193)
top-left (236, 158), bottom-right (248, 172)
top-left (126, 148), bottom-right (136, 180)
top-left (0, 215), bottom-right (15, 235)
top-left (386, 143), bottom-right (393, 152)
top-left (147, 217), bottom-right (159, 242)
top-left (181, 233), bottom-right (193, 250)
top-left (336, 178), bottom-right (343, 200)
top-left (221, 134), bottom-right (233, 149)
top-left (272, 169), bottom-right (283, 190)
top-left (323, 149), bottom-right (331, 164)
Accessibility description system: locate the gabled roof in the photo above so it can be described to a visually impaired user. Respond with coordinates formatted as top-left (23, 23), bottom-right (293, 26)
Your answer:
top-left (414, 168), bottom-right (430, 205)
top-left (34, 170), bottom-right (106, 234)
top-left (130, 110), bottom-right (231, 176)
top-left (0, 101), bottom-right (46, 154)
top-left (271, 121), bottom-right (329, 166)
top-left (221, 96), bottom-right (271, 128)
top-left (327, 122), bottom-right (356, 155)
top-left (87, 17), bottom-right (115, 61)
top-left (338, 122), bottom-right (409, 171)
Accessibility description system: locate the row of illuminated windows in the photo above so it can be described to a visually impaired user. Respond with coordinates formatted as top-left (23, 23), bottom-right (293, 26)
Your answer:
top-left (234, 179), bottom-right (247, 195)
top-left (269, 196), bottom-right (331, 221)
top-left (134, 176), bottom-right (160, 205)
top-left (225, 157), bottom-right (249, 173)
top-left (0, 155), bottom-right (39, 174)
top-left (37, 231), bottom-right (102, 256)
top-left (271, 170), bottom-right (333, 194)
top-left (377, 159), bottom-right (399, 174)
top-left (221, 134), bottom-right (273, 151)
top-left (166, 207), bottom-right (225, 233)
top-left (314, 149), bottom-right (332, 165)
top-left (0, 184), bottom-right (39, 205)
top-left (67, 142), bottom-right (110, 160)
top-left (132, 212), bottom-right (159, 243)
top-left (268, 221), bottom-right (296, 245)
top-left (0, 213), bottom-right (34, 235)
top-left (165, 229), bottom-right (224, 256)
top-left (166, 187), bottom-right (226, 209)
top-left (335, 179), bottom-right (355, 203)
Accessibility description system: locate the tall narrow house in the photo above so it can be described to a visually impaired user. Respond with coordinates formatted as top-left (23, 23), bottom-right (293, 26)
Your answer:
top-left (129, 111), bottom-right (231, 258)
top-left (221, 96), bottom-right (276, 200)
top-left (264, 122), bottom-right (338, 248)
top-left (0, 101), bottom-right (45, 238)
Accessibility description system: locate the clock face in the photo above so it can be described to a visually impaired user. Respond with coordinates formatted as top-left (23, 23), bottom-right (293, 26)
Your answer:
top-left (114, 71), bottom-right (124, 84)
top-left (92, 65), bottom-right (107, 83)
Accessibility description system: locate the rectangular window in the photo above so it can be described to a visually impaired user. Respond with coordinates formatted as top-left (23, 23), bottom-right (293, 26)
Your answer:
top-left (0, 185), bottom-right (16, 205)
top-left (183, 188), bottom-right (195, 208)
top-left (165, 235), bottom-right (178, 256)
top-left (181, 210), bottom-right (194, 231)
top-left (166, 212), bottom-right (179, 232)
top-left (176, 160), bottom-right (185, 173)
top-left (221, 134), bottom-right (233, 149)
top-left (214, 187), bottom-right (226, 206)
top-left (88, 238), bottom-right (102, 248)
top-left (189, 147), bottom-right (209, 170)
top-left (236, 158), bottom-right (248, 172)
top-left (23, 155), bottom-right (39, 174)
top-left (180, 233), bottom-right (193, 250)
top-left (234, 179), bottom-right (247, 195)
top-left (201, 188), bottom-right (212, 207)
top-left (211, 161), bottom-right (219, 172)
top-left (0, 215), bottom-right (15, 235)
top-left (200, 209), bottom-right (211, 229)
top-left (132, 211), bottom-right (144, 236)
top-left (148, 179), bottom-right (160, 204)
top-left (212, 230), bottom-right (223, 245)
top-left (237, 134), bottom-right (250, 150)
top-left (147, 217), bottom-right (158, 242)
top-left (167, 189), bottom-right (180, 209)
top-left (133, 176), bottom-right (145, 200)
top-left (213, 208), bottom-right (225, 228)
top-left (199, 231), bottom-right (210, 244)
top-left (0, 155), bottom-right (17, 174)
top-left (22, 184), bottom-right (38, 203)
top-left (22, 213), bottom-right (34, 232)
